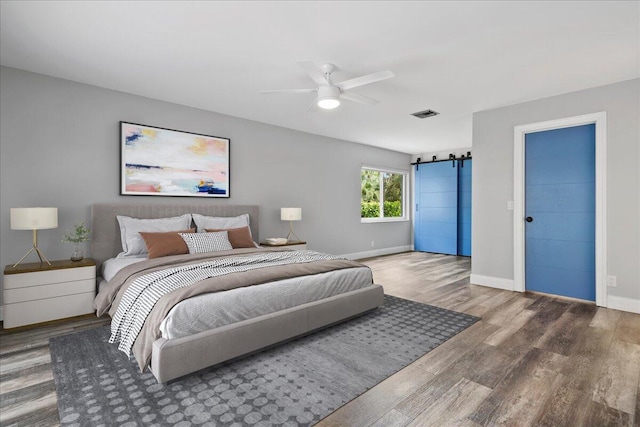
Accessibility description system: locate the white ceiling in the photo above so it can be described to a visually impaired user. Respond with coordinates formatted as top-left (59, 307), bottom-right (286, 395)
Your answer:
top-left (1, 1), bottom-right (638, 155)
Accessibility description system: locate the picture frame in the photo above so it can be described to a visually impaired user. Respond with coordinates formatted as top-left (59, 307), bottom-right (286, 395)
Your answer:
top-left (120, 122), bottom-right (230, 198)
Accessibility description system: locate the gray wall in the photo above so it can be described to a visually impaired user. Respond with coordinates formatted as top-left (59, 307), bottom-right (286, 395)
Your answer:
top-left (472, 78), bottom-right (640, 300)
top-left (0, 66), bottom-right (411, 304)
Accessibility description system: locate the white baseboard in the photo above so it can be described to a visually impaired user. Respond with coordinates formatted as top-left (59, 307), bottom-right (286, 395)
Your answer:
top-left (342, 245), bottom-right (413, 261)
top-left (0, 306), bottom-right (3, 321)
top-left (469, 275), bottom-right (640, 314)
top-left (607, 295), bottom-right (640, 314)
top-left (470, 274), bottom-right (515, 291)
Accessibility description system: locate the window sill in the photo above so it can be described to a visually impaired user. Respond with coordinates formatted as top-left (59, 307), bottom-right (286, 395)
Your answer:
top-left (361, 217), bottom-right (409, 224)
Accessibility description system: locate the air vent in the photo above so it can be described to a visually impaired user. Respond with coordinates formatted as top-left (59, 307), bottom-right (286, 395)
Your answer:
top-left (411, 109), bottom-right (440, 119)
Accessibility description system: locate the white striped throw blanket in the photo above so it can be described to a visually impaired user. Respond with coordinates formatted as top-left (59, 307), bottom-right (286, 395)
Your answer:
top-left (109, 250), bottom-right (340, 357)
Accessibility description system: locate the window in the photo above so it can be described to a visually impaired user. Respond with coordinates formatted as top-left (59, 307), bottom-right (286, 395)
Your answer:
top-left (361, 166), bottom-right (408, 222)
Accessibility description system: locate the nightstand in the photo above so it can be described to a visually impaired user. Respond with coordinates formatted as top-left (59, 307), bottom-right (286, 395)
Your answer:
top-left (3, 258), bottom-right (96, 329)
top-left (260, 241), bottom-right (307, 251)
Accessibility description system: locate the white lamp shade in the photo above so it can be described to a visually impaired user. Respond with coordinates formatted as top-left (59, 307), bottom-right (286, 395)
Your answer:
top-left (281, 208), bottom-right (302, 221)
top-left (10, 207), bottom-right (58, 230)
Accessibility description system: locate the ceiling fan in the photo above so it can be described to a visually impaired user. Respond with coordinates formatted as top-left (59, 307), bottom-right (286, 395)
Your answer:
top-left (261, 60), bottom-right (394, 110)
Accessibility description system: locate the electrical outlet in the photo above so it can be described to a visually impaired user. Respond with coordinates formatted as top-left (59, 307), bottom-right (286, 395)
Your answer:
top-left (607, 275), bottom-right (617, 287)
top-left (371, 240), bottom-right (375, 248)
top-left (507, 201), bottom-right (514, 211)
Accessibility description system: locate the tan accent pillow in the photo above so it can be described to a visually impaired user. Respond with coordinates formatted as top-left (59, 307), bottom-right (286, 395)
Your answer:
top-left (205, 226), bottom-right (256, 248)
top-left (140, 229), bottom-right (195, 258)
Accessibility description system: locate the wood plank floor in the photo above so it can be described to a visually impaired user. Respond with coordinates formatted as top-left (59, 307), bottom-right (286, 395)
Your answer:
top-left (1, 251), bottom-right (639, 426)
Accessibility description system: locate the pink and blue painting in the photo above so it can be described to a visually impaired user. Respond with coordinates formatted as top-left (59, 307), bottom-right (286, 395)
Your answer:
top-left (120, 122), bottom-right (230, 198)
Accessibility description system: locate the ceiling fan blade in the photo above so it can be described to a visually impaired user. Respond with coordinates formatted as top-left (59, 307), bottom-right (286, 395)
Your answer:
top-left (336, 70), bottom-right (394, 91)
top-left (297, 60), bottom-right (329, 86)
top-left (340, 91), bottom-right (380, 105)
top-left (260, 89), bottom-right (317, 94)
top-left (307, 97), bottom-right (319, 113)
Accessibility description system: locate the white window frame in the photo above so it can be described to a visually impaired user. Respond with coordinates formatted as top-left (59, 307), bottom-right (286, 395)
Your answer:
top-left (361, 165), bottom-right (409, 223)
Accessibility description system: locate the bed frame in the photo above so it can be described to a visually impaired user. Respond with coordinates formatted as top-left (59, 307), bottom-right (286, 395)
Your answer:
top-left (91, 203), bottom-right (384, 383)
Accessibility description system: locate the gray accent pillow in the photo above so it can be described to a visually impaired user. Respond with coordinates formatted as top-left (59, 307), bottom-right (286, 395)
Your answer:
top-left (180, 231), bottom-right (233, 254)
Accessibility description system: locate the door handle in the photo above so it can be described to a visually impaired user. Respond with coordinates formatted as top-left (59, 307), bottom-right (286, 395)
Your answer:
top-left (525, 216), bottom-right (534, 223)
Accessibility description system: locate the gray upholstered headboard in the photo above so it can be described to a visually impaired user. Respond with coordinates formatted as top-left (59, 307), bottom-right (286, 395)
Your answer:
top-left (91, 204), bottom-right (259, 269)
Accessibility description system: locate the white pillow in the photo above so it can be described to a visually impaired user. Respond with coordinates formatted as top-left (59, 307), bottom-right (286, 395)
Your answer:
top-left (116, 214), bottom-right (192, 258)
top-left (192, 213), bottom-right (251, 234)
top-left (180, 231), bottom-right (233, 254)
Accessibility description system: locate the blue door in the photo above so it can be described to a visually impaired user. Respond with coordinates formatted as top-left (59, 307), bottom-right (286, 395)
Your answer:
top-left (457, 160), bottom-right (472, 256)
top-left (525, 124), bottom-right (595, 301)
top-left (415, 161), bottom-right (458, 255)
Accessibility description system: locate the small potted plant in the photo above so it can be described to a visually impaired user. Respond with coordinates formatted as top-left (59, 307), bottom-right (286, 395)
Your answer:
top-left (62, 222), bottom-right (91, 261)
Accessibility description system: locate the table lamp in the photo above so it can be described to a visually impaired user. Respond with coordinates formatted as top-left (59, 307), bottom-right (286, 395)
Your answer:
top-left (281, 207), bottom-right (302, 242)
top-left (10, 207), bottom-right (58, 267)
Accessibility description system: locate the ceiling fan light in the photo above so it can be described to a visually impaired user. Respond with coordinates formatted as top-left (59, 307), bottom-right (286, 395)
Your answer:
top-left (317, 85), bottom-right (341, 109)
top-left (317, 97), bottom-right (341, 109)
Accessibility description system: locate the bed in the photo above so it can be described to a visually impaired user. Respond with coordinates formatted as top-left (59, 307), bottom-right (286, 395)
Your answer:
top-left (91, 203), bottom-right (385, 383)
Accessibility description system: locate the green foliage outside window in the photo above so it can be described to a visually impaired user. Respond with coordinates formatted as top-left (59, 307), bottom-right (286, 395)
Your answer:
top-left (383, 200), bottom-right (402, 217)
top-left (361, 202), bottom-right (380, 218)
top-left (361, 169), bottom-right (404, 219)
top-left (361, 170), bottom-right (380, 203)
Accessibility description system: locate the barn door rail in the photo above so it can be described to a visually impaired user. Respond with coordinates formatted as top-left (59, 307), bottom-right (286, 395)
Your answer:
top-left (411, 151), bottom-right (472, 170)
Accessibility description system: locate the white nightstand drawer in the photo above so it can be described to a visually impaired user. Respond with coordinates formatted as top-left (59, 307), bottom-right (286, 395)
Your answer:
top-left (4, 259), bottom-right (97, 329)
top-left (3, 292), bottom-right (95, 329)
top-left (4, 265), bottom-right (96, 289)
top-left (4, 278), bottom-right (95, 304)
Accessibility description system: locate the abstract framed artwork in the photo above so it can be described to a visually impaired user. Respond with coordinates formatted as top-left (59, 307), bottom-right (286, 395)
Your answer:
top-left (120, 122), bottom-right (230, 198)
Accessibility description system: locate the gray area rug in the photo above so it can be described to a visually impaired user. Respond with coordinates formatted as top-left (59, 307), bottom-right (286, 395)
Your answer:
top-left (50, 295), bottom-right (478, 426)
